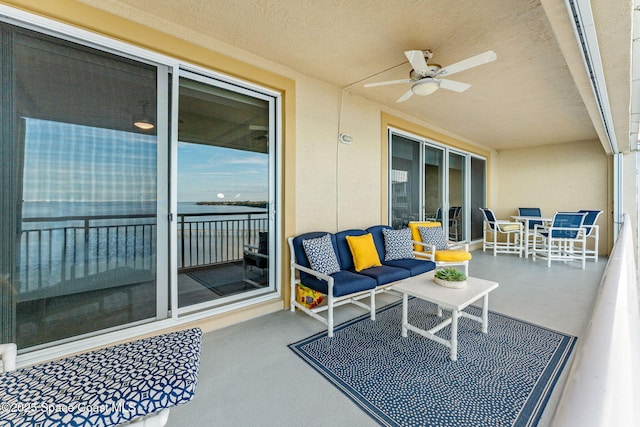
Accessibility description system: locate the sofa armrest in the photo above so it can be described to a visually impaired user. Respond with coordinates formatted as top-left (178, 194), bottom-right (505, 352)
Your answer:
top-left (412, 240), bottom-right (436, 260)
top-left (291, 262), bottom-right (334, 293)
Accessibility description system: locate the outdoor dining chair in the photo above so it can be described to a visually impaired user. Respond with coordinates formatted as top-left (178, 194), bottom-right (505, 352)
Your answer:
top-left (517, 207), bottom-right (544, 254)
top-left (480, 207), bottom-right (523, 256)
top-left (243, 231), bottom-right (268, 287)
top-left (578, 209), bottom-right (603, 262)
top-left (532, 211), bottom-right (588, 269)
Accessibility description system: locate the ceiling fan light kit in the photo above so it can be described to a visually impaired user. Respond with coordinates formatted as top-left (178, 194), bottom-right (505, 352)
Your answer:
top-left (364, 49), bottom-right (497, 103)
top-left (412, 79), bottom-right (440, 96)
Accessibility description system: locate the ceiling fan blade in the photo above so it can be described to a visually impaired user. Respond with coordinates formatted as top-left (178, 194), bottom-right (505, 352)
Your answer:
top-left (438, 79), bottom-right (471, 92)
top-left (437, 50), bottom-right (497, 77)
top-left (396, 89), bottom-right (413, 103)
top-left (404, 50), bottom-right (429, 77)
top-left (364, 79), bottom-right (413, 88)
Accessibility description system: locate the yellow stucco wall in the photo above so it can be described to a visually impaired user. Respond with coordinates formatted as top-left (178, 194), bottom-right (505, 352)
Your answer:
top-left (493, 140), bottom-right (611, 255)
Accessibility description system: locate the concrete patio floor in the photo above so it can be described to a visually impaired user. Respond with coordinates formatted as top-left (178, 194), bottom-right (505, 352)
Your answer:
top-left (168, 249), bottom-right (606, 426)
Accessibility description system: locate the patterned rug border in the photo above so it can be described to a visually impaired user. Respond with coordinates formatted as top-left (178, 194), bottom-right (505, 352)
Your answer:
top-left (289, 299), bottom-right (577, 427)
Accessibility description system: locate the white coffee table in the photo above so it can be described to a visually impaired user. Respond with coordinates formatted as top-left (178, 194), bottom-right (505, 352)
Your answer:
top-left (393, 271), bottom-right (499, 361)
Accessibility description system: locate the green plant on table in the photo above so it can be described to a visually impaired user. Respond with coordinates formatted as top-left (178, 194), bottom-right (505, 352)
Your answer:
top-left (435, 267), bottom-right (467, 282)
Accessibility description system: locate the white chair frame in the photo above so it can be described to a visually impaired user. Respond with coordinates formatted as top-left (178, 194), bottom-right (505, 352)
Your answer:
top-left (532, 212), bottom-right (588, 269)
top-left (582, 224), bottom-right (600, 262)
top-left (413, 240), bottom-right (470, 275)
top-left (576, 210), bottom-right (603, 262)
top-left (480, 208), bottom-right (523, 256)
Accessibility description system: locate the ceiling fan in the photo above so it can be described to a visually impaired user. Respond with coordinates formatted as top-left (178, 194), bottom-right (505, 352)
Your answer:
top-left (364, 49), bottom-right (497, 103)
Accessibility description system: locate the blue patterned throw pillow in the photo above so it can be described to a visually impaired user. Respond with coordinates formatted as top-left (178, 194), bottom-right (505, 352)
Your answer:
top-left (382, 228), bottom-right (414, 261)
top-left (418, 226), bottom-right (449, 250)
top-left (302, 234), bottom-right (341, 275)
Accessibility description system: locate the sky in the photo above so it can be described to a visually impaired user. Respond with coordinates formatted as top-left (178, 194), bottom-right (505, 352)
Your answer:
top-left (177, 142), bottom-right (269, 202)
top-left (22, 118), bottom-right (269, 204)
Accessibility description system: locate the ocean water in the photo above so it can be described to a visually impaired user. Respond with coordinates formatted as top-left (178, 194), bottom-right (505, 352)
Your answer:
top-left (17, 201), bottom-right (268, 294)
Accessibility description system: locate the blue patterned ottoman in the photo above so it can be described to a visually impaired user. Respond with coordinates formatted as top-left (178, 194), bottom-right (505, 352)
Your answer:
top-left (0, 328), bottom-right (202, 426)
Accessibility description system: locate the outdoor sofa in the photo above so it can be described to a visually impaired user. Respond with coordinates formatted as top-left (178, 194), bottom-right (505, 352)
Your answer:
top-left (288, 225), bottom-right (437, 337)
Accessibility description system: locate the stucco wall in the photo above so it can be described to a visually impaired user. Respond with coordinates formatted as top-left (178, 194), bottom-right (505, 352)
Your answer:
top-left (493, 140), bottom-right (611, 255)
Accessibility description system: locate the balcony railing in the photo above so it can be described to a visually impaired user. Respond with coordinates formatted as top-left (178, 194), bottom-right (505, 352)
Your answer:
top-left (552, 214), bottom-right (640, 426)
top-left (18, 210), bottom-right (268, 293)
top-left (178, 211), bottom-right (268, 271)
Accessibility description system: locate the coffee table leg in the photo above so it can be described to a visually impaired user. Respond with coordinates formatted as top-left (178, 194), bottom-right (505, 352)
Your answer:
top-left (450, 309), bottom-right (458, 361)
top-left (482, 294), bottom-right (489, 333)
top-left (401, 293), bottom-right (408, 338)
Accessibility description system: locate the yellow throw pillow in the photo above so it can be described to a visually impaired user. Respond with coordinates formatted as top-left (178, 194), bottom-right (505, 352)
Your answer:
top-left (408, 221), bottom-right (441, 251)
top-left (346, 233), bottom-right (382, 272)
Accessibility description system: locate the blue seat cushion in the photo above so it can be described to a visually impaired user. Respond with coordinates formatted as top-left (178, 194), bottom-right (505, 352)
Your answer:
top-left (302, 270), bottom-right (377, 297)
top-left (383, 258), bottom-right (436, 276)
top-left (355, 264), bottom-right (410, 285)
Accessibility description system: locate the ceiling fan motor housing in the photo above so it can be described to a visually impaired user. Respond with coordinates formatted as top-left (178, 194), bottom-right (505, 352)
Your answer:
top-left (410, 64), bottom-right (441, 80)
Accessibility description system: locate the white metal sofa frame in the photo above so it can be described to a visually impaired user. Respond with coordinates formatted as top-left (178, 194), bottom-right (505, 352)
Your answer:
top-left (480, 207), bottom-right (523, 256)
top-left (288, 227), bottom-right (436, 337)
top-left (288, 236), bottom-right (377, 338)
top-left (532, 212), bottom-right (588, 269)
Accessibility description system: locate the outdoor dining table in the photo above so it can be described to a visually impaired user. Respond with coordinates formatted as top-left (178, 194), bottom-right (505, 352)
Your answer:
top-left (510, 215), bottom-right (553, 258)
top-left (0, 328), bottom-right (202, 426)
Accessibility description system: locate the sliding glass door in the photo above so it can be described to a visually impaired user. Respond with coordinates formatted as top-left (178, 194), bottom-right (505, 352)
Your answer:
top-left (1, 23), bottom-right (166, 349)
top-left (175, 71), bottom-right (276, 311)
top-left (389, 129), bottom-right (486, 242)
top-left (389, 134), bottom-right (421, 228)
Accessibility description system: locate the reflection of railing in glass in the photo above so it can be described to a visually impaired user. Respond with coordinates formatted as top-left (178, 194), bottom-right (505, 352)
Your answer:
top-left (18, 210), bottom-right (268, 293)
top-left (19, 214), bottom-right (156, 295)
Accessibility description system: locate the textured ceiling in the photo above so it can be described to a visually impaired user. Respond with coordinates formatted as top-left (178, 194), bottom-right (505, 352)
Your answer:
top-left (78, 0), bottom-right (632, 152)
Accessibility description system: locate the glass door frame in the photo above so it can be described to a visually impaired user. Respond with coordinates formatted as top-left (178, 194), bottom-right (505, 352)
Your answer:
top-left (171, 65), bottom-right (282, 317)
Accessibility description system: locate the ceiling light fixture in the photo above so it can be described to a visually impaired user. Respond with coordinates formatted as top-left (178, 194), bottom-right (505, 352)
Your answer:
top-left (133, 101), bottom-right (155, 130)
top-left (411, 79), bottom-right (440, 96)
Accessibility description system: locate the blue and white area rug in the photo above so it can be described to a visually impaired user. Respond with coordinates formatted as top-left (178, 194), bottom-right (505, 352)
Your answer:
top-left (289, 299), bottom-right (576, 427)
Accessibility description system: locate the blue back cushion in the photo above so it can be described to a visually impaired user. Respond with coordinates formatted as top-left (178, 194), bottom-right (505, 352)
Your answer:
top-left (481, 208), bottom-right (496, 229)
top-left (518, 207), bottom-right (541, 217)
top-left (551, 213), bottom-right (586, 238)
top-left (334, 229), bottom-right (367, 271)
top-left (365, 225), bottom-right (392, 260)
top-left (578, 210), bottom-right (602, 234)
top-left (518, 207), bottom-right (542, 229)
